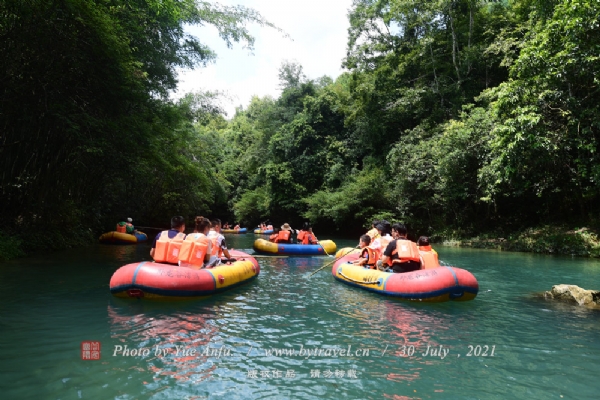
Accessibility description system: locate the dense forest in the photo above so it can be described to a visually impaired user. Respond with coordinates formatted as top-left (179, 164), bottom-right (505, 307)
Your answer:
top-left (1, 0), bottom-right (599, 259)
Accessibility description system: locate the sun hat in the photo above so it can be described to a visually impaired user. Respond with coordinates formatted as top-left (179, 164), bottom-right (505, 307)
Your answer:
top-left (281, 223), bottom-right (292, 231)
top-left (127, 218), bottom-right (132, 222)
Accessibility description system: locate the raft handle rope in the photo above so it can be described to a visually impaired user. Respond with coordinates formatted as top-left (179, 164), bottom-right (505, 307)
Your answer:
top-left (317, 241), bottom-right (333, 257)
top-left (338, 270), bottom-right (381, 285)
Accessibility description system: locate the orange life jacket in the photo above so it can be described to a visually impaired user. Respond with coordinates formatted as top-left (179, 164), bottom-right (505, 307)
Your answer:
top-left (269, 233), bottom-right (278, 242)
top-left (153, 231), bottom-right (186, 264)
top-left (418, 246), bottom-right (439, 269)
top-left (297, 230), bottom-right (307, 242)
top-left (298, 230), bottom-right (317, 245)
top-left (208, 232), bottom-right (222, 258)
top-left (274, 230), bottom-right (291, 243)
top-left (388, 239), bottom-right (421, 267)
top-left (178, 233), bottom-right (210, 266)
top-left (360, 246), bottom-right (378, 268)
top-left (116, 223), bottom-right (126, 233)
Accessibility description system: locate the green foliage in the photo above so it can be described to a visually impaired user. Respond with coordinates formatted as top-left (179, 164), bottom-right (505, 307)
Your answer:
top-left (459, 226), bottom-right (600, 257)
top-left (479, 0), bottom-right (600, 225)
top-left (0, 0), bottom-right (276, 256)
top-left (233, 186), bottom-right (271, 225)
top-left (0, 231), bottom-right (24, 262)
top-left (3, 0), bottom-right (600, 259)
top-left (303, 167), bottom-right (393, 230)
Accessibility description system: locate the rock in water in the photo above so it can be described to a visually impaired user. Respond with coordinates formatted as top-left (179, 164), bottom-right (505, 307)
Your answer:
top-left (544, 284), bottom-right (600, 308)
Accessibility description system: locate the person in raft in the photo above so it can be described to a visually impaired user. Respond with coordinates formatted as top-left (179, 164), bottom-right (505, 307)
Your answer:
top-left (371, 222), bottom-right (394, 254)
top-left (268, 227), bottom-right (280, 242)
top-left (366, 220), bottom-right (381, 240)
top-left (353, 234), bottom-right (377, 268)
top-left (417, 236), bottom-right (440, 269)
top-left (207, 218), bottom-right (233, 267)
top-left (223, 222), bottom-right (231, 229)
top-left (297, 222), bottom-right (318, 245)
top-left (116, 217), bottom-right (136, 234)
top-left (150, 216), bottom-right (186, 259)
top-left (179, 216), bottom-right (212, 268)
top-left (233, 224), bottom-right (240, 230)
top-left (376, 223), bottom-right (422, 273)
top-left (272, 223), bottom-right (294, 243)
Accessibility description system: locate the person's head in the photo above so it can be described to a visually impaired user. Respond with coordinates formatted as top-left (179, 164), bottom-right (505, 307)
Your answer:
top-left (371, 219), bottom-right (380, 228)
top-left (127, 217), bottom-right (132, 223)
top-left (418, 236), bottom-right (430, 246)
top-left (381, 220), bottom-right (392, 236)
top-left (194, 216), bottom-right (211, 233)
top-left (359, 234), bottom-right (371, 248)
top-left (375, 223), bottom-right (385, 233)
top-left (303, 222), bottom-right (311, 230)
top-left (281, 223), bottom-right (292, 231)
top-left (171, 216), bottom-right (186, 232)
top-left (392, 223), bottom-right (407, 238)
top-left (211, 218), bottom-right (222, 231)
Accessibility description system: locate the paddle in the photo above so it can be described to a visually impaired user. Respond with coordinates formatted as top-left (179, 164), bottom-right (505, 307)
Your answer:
top-left (309, 246), bottom-right (360, 277)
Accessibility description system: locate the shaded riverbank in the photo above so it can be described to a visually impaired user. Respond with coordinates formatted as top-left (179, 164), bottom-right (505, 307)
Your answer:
top-left (441, 226), bottom-right (600, 258)
top-left (2, 224), bottom-right (600, 263)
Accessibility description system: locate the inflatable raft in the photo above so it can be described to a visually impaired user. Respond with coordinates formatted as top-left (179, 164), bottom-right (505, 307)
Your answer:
top-left (253, 228), bottom-right (274, 234)
top-left (99, 231), bottom-right (148, 244)
top-left (332, 252), bottom-right (478, 302)
top-left (222, 228), bottom-right (247, 234)
top-left (253, 238), bottom-right (336, 256)
top-left (109, 250), bottom-right (259, 299)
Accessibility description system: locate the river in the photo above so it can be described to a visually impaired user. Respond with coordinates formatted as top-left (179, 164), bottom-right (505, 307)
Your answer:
top-left (0, 233), bottom-right (599, 399)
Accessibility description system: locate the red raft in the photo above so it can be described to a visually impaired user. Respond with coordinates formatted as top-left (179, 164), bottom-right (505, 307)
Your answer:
top-left (332, 252), bottom-right (478, 302)
top-left (110, 250), bottom-right (259, 300)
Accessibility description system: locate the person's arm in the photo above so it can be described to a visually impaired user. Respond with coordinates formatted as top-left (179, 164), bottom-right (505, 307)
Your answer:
top-left (204, 241), bottom-right (212, 263)
top-left (149, 232), bottom-right (159, 257)
top-left (380, 241), bottom-right (395, 266)
top-left (222, 248), bottom-right (232, 259)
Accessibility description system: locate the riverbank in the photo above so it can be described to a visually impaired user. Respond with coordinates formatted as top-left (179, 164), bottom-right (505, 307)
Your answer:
top-left (440, 226), bottom-right (600, 258)
top-left (0, 228), bottom-right (95, 262)
top-left (3, 224), bottom-right (600, 262)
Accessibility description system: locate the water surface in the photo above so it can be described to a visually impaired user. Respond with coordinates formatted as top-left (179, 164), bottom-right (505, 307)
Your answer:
top-left (0, 234), bottom-right (599, 399)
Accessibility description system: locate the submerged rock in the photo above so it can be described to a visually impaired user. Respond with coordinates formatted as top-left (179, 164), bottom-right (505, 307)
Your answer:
top-left (544, 284), bottom-right (600, 308)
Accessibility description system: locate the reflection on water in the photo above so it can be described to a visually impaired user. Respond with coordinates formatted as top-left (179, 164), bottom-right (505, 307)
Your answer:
top-left (108, 303), bottom-right (219, 384)
top-left (1, 238), bottom-right (600, 399)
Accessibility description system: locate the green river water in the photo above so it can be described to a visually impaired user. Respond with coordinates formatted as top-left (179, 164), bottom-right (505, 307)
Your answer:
top-left (0, 233), bottom-right (599, 399)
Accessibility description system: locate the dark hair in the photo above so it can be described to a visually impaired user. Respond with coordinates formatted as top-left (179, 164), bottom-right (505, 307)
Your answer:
top-left (303, 221), bottom-right (311, 230)
top-left (381, 220), bottom-right (392, 236)
top-left (211, 218), bottom-right (221, 227)
top-left (392, 223), bottom-right (407, 236)
top-left (418, 236), bottom-right (430, 246)
top-left (360, 234), bottom-right (371, 245)
top-left (171, 216), bottom-right (185, 229)
top-left (194, 216), bottom-right (211, 233)
top-left (372, 219), bottom-right (380, 227)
